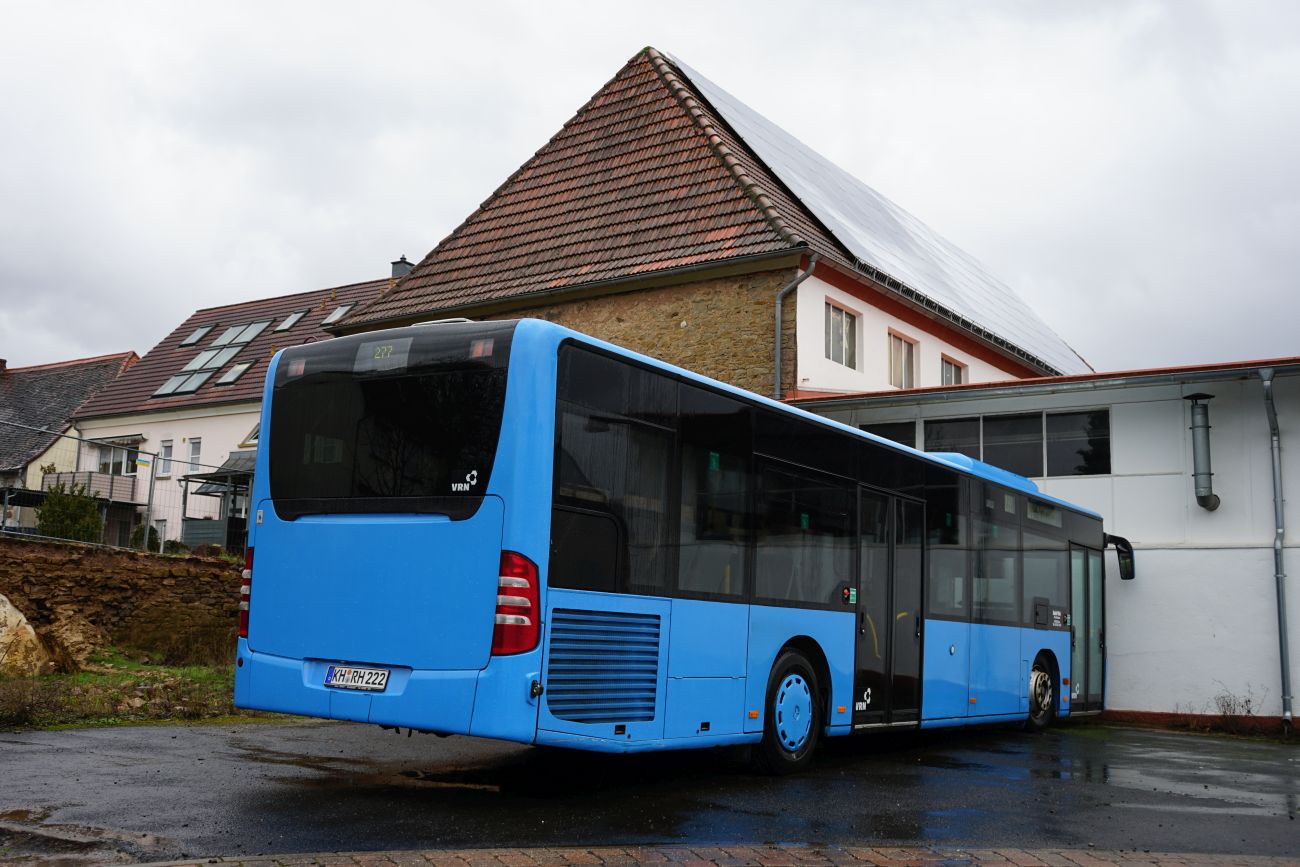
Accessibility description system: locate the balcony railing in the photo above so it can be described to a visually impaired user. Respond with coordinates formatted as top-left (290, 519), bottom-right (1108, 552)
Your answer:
top-left (41, 471), bottom-right (140, 504)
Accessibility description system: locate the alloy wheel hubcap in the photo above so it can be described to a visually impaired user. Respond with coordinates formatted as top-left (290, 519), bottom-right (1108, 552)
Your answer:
top-left (775, 673), bottom-right (813, 750)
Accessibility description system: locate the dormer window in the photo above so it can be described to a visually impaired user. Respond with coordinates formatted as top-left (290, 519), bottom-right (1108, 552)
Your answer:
top-left (321, 304), bottom-right (353, 325)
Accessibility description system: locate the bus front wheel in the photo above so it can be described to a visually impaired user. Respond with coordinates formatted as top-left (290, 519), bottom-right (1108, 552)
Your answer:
top-left (1026, 657), bottom-right (1055, 731)
top-left (754, 649), bottom-right (823, 775)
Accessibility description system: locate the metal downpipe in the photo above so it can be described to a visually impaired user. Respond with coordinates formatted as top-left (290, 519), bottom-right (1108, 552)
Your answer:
top-left (773, 253), bottom-right (819, 400)
top-left (1260, 368), bottom-right (1293, 727)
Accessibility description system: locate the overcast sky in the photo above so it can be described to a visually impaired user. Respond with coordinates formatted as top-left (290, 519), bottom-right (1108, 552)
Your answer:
top-left (1, 1), bottom-right (1296, 372)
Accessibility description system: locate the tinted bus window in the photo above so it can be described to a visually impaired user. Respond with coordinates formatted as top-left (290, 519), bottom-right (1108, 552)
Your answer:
top-left (755, 463), bottom-right (853, 607)
top-left (269, 323), bottom-right (514, 518)
top-left (553, 399), bottom-right (673, 595)
top-left (974, 484), bottom-right (1020, 624)
top-left (678, 385), bottom-right (751, 599)
top-left (552, 345), bottom-right (676, 595)
top-left (756, 408), bottom-right (854, 480)
top-left (926, 474), bottom-right (969, 619)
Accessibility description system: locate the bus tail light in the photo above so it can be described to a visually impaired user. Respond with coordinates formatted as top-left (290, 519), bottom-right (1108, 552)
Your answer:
top-left (492, 551), bottom-right (539, 655)
top-left (239, 547), bottom-right (253, 639)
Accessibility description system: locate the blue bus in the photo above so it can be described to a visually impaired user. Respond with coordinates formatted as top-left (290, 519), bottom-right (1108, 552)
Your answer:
top-left (235, 319), bottom-right (1132, 773)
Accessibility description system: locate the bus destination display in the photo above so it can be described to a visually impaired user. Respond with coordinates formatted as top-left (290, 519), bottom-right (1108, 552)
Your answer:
top-left (354, 336), bottom-right (413, 373)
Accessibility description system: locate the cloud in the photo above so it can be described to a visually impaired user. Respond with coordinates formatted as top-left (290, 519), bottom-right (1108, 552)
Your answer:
top-left (0, 0), bottom-right (1296, 372)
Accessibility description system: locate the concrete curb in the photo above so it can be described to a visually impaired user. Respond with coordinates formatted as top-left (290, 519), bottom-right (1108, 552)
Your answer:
top-left (125, 843), bottom-right (1300, 867)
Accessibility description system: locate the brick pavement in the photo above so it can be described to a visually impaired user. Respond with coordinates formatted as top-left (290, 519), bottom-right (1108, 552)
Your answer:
top-left (128, 844), bottom-right (1300, 867)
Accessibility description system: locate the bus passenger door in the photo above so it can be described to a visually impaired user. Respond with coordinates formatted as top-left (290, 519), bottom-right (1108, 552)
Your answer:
top-left (852, 489), bottom-right (923, 728)
top-left (854, 490), bottom-right (890, 727)
top-left (891, 499), bottom-right (923, 722)
top-left (1069, 546), bottom-right (1105, 713)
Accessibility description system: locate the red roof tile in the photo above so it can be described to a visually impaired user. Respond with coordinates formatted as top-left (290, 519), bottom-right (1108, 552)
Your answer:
top-left (75, 279), bottom-right (386, 420)
top-left (342, 49), bottom-right (849, 330)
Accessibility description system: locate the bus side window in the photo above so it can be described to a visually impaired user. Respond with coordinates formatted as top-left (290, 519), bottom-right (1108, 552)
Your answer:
top-left (925, 474), bottom-right (969, 619)
top-left (973, 484), bottom-right (1021, 625)
top-left (754, 463), bottom-right (854, 607)
top-left (553, 400), bottom-right (673, 596)
top-left (677, 385), bottom-right (751, 600)
top-left (550, 507), bottom-right (620, 594)
top-left (1023, 498), bottom-right (1068, 627)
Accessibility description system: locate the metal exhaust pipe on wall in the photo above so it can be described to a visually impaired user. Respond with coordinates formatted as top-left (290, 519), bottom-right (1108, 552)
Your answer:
top-left (1185, 393), bottom-right (1220, 511)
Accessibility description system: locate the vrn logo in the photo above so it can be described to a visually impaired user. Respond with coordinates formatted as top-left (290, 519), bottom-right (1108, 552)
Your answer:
top-left (451, 470), bottom-right (479, 493)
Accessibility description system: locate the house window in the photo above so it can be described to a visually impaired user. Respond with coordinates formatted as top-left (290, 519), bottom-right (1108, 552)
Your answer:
top-left (1046, 410), bottom-right (1111, 476)
top-left (824, 302), bottom-right (857, 368)
top-left (889, 332), bottom-right (916, 389)
top-left (97, 445), bottom-right (139, 476)
top-left (983, 413), bottom-right (1044, 477)
top-left (158, 440), bottom-right (173, 477)
top-left (923, 410), bottom-right (1112, 477)
top-left (275, 310), bottom-right (307, 331)
top-left (240, 424), bottom-right (260, 448)
top-left (188, 438), bottom-right (202, 473)
top-left (924, 417), bottom-right (980, 459)
top-left (322, 304), bottom-right (354, 325)
top-left (941, 357), bottom-right (966, 386)
top-left (860, 421), bottom-right (917, 449)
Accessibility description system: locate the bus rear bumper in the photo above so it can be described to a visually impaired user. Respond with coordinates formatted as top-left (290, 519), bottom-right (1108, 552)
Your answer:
top-left (234, 639), bottom-right (480, 735)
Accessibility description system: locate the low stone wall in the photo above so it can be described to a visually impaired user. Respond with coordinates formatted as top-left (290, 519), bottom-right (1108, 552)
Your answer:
top-left (0, 536), bottom-right (240, 669)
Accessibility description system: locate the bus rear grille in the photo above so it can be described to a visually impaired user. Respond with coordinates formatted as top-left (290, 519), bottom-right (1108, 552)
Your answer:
top-left (545, 609), bottom-right (661, 724)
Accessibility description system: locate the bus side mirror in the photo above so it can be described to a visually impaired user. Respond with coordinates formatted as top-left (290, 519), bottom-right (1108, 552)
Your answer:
top-left (1106, 534), bottom-right (1136, 580)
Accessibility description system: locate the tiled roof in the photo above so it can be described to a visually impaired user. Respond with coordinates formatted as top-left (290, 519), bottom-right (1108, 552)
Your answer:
top-left (342, 49), bottom-right (839, 330)
top-left (667, 53), bottom-right (1090, 375)
top-left (74, 279), bottom-right (386, 421)
top-left (345, 48), bottom-right (1086, 376)
top-left (0, 352), bottom-right (138, 472)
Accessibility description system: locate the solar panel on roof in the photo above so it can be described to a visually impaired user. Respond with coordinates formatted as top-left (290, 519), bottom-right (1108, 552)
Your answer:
top-left (667, 53), bottom-right (1090, 375)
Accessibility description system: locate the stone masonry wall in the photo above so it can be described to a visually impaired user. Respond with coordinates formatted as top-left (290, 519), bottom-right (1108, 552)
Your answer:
top-left (0, 536), bottom-right (240, 667)
top-left (487, 268), bottom-right (798, 397)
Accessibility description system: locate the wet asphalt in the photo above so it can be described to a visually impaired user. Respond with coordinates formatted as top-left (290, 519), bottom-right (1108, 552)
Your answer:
top-left (0, 720), bottom-right (1296, 864)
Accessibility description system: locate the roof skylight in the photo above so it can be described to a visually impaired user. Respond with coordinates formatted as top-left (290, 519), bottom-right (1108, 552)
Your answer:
top-left (275, 310), bottom-right (307, 331)
top-left (321, 304), bottom-right (353, 325)
top-left (216, 362), bottom-right (253, 385)
top-left (211, 319), bottom-right (271, 347)
top-left (179, 325), bottom-right (213, 347)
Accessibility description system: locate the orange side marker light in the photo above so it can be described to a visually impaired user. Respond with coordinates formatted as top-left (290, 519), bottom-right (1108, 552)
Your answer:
top-left (836, 705), bottom-right (846, 714)
top-left (748, 710), bottom-right (759, 719)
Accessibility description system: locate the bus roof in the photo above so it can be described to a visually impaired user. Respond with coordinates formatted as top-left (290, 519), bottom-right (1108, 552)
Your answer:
top-left (522, 318), bottom-right (1104, 522)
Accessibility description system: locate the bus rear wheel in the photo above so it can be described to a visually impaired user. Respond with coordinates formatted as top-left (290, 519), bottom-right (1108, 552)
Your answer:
top-left (1026, 657), bottom-right (1055, 731)
top-left (753, 649), bottom-right (822, 775)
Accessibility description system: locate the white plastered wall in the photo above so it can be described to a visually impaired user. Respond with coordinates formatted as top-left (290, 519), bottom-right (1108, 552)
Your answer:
top-left (76, 403), bottom-right (261, 542)
top-left (795, 275), bottom-right (1018, 393)
top-left (811, 372), bottom-right (1300, 718)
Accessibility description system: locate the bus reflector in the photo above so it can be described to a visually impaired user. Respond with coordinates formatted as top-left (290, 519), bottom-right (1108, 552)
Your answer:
top-left (492, 551), bottom-right (539, 655)
top-left (238, 548), bottom-right (253, 639)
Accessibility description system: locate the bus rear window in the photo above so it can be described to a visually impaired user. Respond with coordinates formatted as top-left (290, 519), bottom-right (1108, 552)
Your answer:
top-left (268, 322), bottom-right (516, 519)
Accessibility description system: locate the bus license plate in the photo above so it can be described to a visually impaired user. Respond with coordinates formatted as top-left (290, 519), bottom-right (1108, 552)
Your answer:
top-left (324, 665), bottom-right (389, 691)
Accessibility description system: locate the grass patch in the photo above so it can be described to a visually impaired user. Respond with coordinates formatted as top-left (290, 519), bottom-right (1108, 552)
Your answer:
top-left (0, 646), bottom-right (270, 730)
